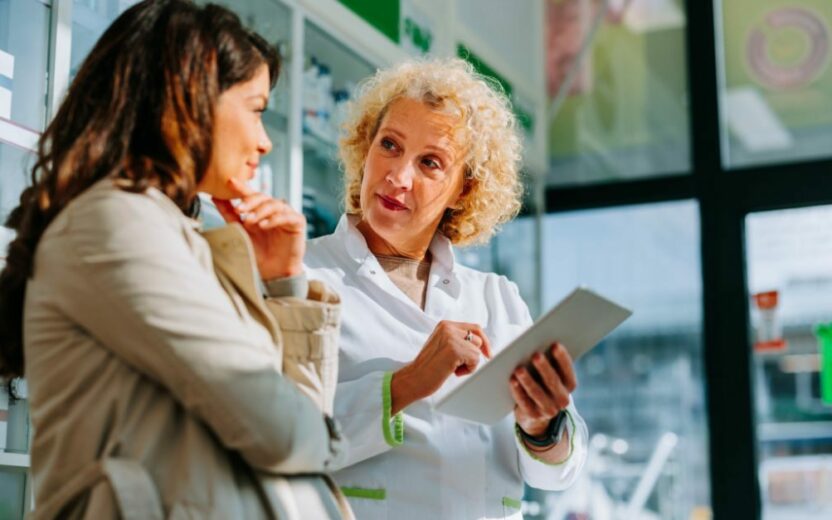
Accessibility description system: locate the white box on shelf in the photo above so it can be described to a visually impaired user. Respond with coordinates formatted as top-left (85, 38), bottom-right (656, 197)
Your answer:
top-left (0, 87), bottom-right (11, 120)
top-left (0, 49), bottom-right (14, 79)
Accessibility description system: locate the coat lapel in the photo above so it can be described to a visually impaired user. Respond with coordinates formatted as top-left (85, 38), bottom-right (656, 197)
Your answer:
top-left (201, 224), bottom-right (282, 348)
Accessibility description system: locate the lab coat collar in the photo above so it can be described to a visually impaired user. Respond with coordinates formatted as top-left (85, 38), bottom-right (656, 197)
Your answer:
top-left (335, 214), bottom-right (461, 298)
top-left (337, 214), bottom-right (375, 264)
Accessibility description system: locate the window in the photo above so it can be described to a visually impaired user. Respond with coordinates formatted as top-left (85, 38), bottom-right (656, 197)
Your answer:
top-left (0, 0), bottom-right (50, 132)
top-left (457, 215), bottom-right (541, 317)
top-left (530, 201), bottom-right (711, 520)
top-left (745, 205), bottom-right (832, 520)
top-left (717, 0), bottom-right (832, 168)
top-left (547, 0), bottom-right (690, 186)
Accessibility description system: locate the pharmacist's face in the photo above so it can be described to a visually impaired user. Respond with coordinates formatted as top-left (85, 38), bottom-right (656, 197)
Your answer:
top-left (200, 65), bottom-right (273, 199)
top-left (359, 97), bottom-right (466, 242)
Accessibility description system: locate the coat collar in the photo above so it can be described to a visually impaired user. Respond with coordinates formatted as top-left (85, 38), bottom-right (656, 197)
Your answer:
top-left (89, 177), bottom-right (203, 232)
top-left (144, 186), bottom-right (203, 232)
top-left (337, 214), bottom-right (454, 269)
top-left (334, 214), bottom-right (462, 300)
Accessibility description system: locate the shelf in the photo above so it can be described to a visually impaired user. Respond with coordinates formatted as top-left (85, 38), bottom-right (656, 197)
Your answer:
top-left (304, 19), bottom-right (377, 88)
top-left (0, 452), bottom-right (29, 472)
top-left (762, 507), bottom-right (832, 520)
top-left (0, 117), bottom-right (39, 151)
top-left (302, 131), bottom-right (339, 164)
top-left (757, 421), bottom-right (832, 442)
top-left (262, 109), bottom-right (288, 134)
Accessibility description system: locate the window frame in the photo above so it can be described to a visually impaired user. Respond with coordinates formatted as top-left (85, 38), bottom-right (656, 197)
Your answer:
top-left (543, 2), bottom-right (832, 519)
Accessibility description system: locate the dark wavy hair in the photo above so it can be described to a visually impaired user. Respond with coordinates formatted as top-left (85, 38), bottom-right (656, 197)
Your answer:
top-left (0, 0), bottom-right (280, 381)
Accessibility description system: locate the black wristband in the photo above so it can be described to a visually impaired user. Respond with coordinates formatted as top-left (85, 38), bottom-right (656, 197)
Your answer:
top-left (517, 410), bottom-right (568, 448)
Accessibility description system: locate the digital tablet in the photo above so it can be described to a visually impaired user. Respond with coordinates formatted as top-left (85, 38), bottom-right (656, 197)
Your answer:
top-left (433, 287), bottom-right (632, 425)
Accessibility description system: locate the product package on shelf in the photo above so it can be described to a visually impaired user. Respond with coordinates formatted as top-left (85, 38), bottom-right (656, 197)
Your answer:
top-left (302, 57), bottom-right (359, 147)
top-left (303, 57), bottom-right (334, 143)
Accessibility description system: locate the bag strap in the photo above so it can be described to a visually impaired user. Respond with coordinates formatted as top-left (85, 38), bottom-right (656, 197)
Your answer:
top-left (29, 458), bottom-right (163, 520)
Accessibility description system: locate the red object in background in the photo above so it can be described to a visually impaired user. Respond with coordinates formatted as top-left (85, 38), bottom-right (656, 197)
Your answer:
top-left (755, 339), bottom-right (787, 352)
top-left (754, 290), bottom-right (779, 310)
top-left (753, 290), bottom-right (787, 352)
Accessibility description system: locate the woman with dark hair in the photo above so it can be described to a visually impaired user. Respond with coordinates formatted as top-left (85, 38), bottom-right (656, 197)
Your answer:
top-left (0, 1), bottom-right (349, 518)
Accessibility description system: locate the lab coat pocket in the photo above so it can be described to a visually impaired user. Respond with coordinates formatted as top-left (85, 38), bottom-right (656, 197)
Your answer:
top-left (502, 496), bottom-right (523, 519)
top-left (340, 485), bottom-right (389, 518)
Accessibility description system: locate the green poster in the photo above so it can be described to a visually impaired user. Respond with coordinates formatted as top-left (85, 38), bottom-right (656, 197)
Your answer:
top-left (546, 1), bottom-right (688, 160)
top-left (338, 0), bottom-right (400, 43)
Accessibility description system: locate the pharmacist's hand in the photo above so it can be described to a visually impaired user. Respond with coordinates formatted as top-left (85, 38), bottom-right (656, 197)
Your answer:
top-left (510, 343), bottom-right (577, 437)
top-left (213, 178), bottom-right (306, 279)
top-left (391, 321), bottom-right (492, 414)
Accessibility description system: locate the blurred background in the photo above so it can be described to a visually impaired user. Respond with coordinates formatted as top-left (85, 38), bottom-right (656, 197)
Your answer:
top-left (1, 1), bottom-right (831, 519)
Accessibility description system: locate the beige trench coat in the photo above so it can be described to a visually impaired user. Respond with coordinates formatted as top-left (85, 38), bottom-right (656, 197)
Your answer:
top-left (23, 179), bottom-right (349, 519)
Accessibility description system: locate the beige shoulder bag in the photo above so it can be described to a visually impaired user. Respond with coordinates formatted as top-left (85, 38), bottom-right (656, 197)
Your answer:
top-left (202, 224), bottom-right (353, 520)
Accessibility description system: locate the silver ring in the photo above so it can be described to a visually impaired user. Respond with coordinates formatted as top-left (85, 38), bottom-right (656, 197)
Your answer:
top-left (464, 330), bottom-right (474, 342)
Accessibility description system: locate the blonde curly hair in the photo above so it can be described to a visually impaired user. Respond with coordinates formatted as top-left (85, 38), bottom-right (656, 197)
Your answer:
top-left (339, 57), bottom-right (523, 246)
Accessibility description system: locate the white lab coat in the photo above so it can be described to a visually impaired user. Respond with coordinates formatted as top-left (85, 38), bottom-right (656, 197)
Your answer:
top-left (306, 215), bottom-right (588, 520)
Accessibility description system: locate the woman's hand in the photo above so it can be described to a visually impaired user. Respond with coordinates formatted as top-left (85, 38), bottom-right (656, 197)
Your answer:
top-left (213, 178), bottom-right (306, 280)
top-left (391, 321), bottom-right (492, 414)
top-left (510, 342), bottom-right (577, 437)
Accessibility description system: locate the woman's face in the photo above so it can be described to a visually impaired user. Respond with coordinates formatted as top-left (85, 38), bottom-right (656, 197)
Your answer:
top-left (200, 64), bottom-right (272, 199)
top-left (359, 97), bottom-right (466, 246)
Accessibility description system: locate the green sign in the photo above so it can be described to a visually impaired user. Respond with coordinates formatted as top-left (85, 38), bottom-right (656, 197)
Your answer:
top-left (817, 323), bottom-right (832, 405)
top-left (403, 16), bottom-right (432, 54)
top-left (457, 44), bottom-right (535, 134)
top-left (339, 0), bottom-right (401, 43)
